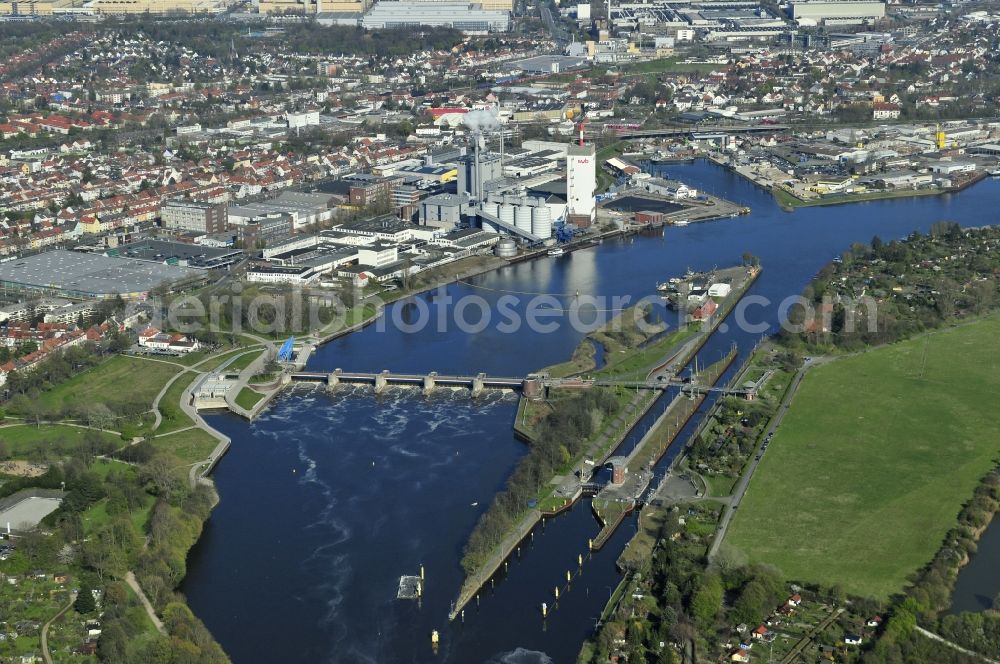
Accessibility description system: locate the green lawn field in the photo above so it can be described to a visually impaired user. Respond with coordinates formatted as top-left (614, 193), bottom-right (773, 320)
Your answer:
top-left (725, 316), bottom-right (1000, 600)
top-left (24, 355), bottom-right (181, 416)
top-left (0, 424), bottom-right (120, 458)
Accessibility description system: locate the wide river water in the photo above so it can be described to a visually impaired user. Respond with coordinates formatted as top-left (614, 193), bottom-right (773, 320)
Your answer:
top-left (182, 162), bottom-right (1000, 663)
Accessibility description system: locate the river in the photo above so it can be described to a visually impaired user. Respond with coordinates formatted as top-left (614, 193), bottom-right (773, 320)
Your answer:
top-left (181, 162), bottom-right (1000, 663)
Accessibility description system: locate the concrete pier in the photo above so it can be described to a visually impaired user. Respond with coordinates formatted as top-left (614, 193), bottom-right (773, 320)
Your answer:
top-left (327, 369), bottom-right (342, 389)
top-left (423, 372), bottom-right (437, 395)
top-left (375, 370), bottom-right (389, 394)
top-left (471, 372), bottom-right (486, 397)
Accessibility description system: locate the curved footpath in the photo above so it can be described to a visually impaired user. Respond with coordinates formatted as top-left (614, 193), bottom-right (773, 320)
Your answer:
top-left (40, 595), bottom-right (75, 664)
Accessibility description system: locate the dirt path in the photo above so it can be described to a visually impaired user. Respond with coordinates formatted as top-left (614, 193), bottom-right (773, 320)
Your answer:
top-left (915, 626), bottom-right (1000, 664)
top-left (40, 595), bottom-right (75, 664)
top-left (126, 571), bottom-right (166, 635)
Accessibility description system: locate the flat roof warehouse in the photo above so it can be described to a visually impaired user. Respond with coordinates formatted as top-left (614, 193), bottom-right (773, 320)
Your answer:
top-left (0, 250), bottom-right (201, 300)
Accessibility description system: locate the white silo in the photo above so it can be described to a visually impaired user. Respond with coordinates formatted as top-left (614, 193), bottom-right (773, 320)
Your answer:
top-left (499, 203), bottom-right (515, 229)
top-left (515, 204), bottom-right (532, 233)
top-left (531, 206), bottom-right (552, 239)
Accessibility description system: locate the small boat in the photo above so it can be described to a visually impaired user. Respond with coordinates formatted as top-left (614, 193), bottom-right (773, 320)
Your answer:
top-left (674, 219), bottom-right (690, 227)
top-left (990, 169), bottom-right (1000, 177)
top-left (471, 501), bottom-right (479, 507)
top-left (547, 247), bottom-right (565, 256)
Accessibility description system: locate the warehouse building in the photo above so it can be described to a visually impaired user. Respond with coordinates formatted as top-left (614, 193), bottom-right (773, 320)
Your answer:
top-left (228, 191), bottom-right (338, 231)
top-left (113, 240), bottom-right (243, 270)
top-left (361, 1), bottom-right (511, 32)
top-left (0, 250), bottom-right (199, 300)
top-left (788, 0), bottom-right (885, 21)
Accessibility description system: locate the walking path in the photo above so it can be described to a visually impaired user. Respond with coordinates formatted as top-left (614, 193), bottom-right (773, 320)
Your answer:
top-left (126, 571), bottom-right (166, 635)
top-left (915, 626), bottom-right (1000, 664)
top-left (40, 595), bottom-right (75, 664)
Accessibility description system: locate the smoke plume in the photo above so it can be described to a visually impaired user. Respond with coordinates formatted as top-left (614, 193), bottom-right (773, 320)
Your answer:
top-left (463, 108), bottom-right (500, 132)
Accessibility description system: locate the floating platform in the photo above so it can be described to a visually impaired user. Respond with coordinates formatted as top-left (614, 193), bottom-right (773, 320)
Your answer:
top-left (397, 575), bottom-right (422, 600)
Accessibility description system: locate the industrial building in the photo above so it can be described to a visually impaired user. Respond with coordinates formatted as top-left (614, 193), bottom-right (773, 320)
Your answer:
top-left (566, 143), bottom-right (596, 224)
top-left (161, 200), bottom-right (229, 235)
top-left (788, 0), bottom-right (885, 22)
top-left (237, 213), bottom-right (294, 250)
top-left (456, 153), bottom-right (503, 200)
top-left (228, 191), bottom-right (338, 231)
top-left (0, 250), bottom-right (199, 300)
top-left (420, 193), bottom-right (472, 229)
top-left (360, 1), bottom-right (511, 32)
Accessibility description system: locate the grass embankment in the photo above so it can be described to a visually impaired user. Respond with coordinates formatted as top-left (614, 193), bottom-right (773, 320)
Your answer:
top-left (197, 349), bottom-right (240, 372)
top-left (227, 350), bottom-right (264, 372)
top-left (543, 339), bottom-right (598, 378)
top-left (726, 316), bottom-right (1000, 599)
top-left (542, 303), bottom-right (686, 381)
top-left (17, 355), bottom-right (181, 417)
top-left (157, 374), bottom-right (199, 434)
top-left (595, 324), bottom-right (698, 380)
top-left (150, 428), bottom-right (220, 465)
top-left (235, 387), bottom-right (264, 411)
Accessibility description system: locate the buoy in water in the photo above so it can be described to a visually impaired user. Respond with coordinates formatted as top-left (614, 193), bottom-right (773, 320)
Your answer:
top-left (431, 630), bottom-right (439, 645)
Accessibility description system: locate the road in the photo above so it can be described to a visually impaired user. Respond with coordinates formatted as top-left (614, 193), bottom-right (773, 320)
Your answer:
top-left (708, 357), bottom-right (822, 560)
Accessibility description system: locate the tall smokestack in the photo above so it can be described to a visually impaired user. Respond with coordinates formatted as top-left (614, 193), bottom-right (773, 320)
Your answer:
top-left (473, 129), bottom-right (481, 201)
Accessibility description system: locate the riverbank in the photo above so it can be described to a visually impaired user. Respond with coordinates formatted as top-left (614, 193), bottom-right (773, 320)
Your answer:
top-left (702, 152), bottom-right (987, 210)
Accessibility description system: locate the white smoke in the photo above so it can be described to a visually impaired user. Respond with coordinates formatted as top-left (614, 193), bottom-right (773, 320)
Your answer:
top-left (463, 108), bottom-right (500, 132)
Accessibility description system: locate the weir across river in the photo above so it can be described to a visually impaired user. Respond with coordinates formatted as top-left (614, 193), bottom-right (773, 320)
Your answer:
top-left (287, 369), bottom-right (762, 398)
